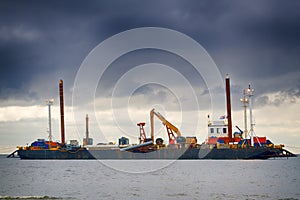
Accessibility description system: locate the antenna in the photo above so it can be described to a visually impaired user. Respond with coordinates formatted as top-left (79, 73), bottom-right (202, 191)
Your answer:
top-left (240, 89), bottom-right (248, 139)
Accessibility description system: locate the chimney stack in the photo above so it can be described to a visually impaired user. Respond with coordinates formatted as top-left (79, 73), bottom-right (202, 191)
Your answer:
top-left (59, 80), bottom-right (65, 144)
top-left (86, 114), bottom-right (89, 144)
top-left (225, 74), bottom-right (233, 140)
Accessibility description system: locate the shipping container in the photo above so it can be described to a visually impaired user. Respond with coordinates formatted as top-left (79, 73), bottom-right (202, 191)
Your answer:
top-left (176, 136), bottom-right (186, 143)
top-left (186, 136), bottom-right (197, 144)
top-left (254, 137), bottom-right (266, 144)
top-left (208, 137), bottom-right (218, 144)
top-left (218, 137), bottom-right (230, 144)
top-left (233, 138), bottom-right (241, 143)
top-left (46, 141), bottom-right (58, 147)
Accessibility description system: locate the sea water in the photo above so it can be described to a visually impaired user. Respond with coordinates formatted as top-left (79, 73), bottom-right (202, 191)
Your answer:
top-left (0, 155), bottom-right (299, 200)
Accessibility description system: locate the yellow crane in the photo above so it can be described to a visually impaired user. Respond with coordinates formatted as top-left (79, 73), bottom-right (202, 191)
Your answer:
top-left (150, 108), bottom-right (182, 144)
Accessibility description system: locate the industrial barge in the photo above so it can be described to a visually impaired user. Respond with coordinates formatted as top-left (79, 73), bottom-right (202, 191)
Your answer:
top-left (10, 76), bottom-right (296, 159)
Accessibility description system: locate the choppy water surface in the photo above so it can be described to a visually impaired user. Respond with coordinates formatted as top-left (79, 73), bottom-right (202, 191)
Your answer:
top-left (0, 155), bottom-right (299, 200)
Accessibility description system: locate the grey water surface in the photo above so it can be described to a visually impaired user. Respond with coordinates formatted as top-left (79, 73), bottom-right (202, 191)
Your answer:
top-left (0, 155), bottom-right (299, 200)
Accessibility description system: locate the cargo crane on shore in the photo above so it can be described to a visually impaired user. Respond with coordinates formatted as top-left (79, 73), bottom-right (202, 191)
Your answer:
top-left (150, 108), bottom-right (182, 144)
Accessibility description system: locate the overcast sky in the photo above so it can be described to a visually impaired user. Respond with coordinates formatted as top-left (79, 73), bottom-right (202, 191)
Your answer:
top-left (0, 0), bottom-right (299, 153)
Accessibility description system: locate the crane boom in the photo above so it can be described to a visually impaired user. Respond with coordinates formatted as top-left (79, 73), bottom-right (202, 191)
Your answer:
top-left (150, 108), bottom-right (181, 144)
top-left (137, 122), bottom-right (147, 144)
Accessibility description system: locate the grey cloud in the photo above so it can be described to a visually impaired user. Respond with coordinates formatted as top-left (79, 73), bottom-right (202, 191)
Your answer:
top-left (255, 88), bottom-right (300, 108)
top-left (130, 84), bottom-right (178, 109)
top-left (0, 0), bottom-right (299, 110)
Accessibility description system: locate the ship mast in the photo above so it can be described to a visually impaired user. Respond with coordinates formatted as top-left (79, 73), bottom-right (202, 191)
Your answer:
top-left (246, 84), bottom-right (254, 146)
top-left (240, 90), bottom-right (248, 139)
top-left (46, 99), bottom-right (54, 142)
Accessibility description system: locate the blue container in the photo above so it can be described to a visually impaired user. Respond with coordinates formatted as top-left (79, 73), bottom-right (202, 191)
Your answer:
top-left (218, 139), bottom-right (225, 144)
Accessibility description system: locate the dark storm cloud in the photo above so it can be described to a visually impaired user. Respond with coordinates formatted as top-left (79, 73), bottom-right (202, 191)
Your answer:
top-left (0, 0), bottom-right (300, 107)
top-left (204, 1), bottom-right (300, 87)
top-left (0, 1), bottom-right (103, 104)
top-left (95, 49), bottom-right (205, 96)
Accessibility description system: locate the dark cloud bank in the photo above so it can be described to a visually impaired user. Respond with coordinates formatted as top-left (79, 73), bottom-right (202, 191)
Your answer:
top-left (0, 0), bottom-right (299, 109)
